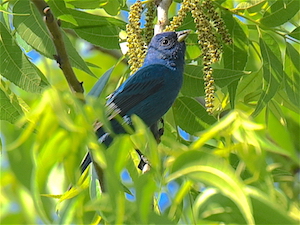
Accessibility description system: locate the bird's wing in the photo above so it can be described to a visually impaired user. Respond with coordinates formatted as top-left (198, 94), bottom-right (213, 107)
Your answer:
top-left (106, 64), bottom-right (166, 116)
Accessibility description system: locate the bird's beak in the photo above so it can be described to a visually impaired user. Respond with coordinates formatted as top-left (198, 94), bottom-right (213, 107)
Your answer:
top-left (176, 30), bottom-right (191, 42)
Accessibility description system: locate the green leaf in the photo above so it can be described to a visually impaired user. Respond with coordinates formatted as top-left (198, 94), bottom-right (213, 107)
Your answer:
top-left (167, 150), bottom-right (254, 224)
top-left (172, 96), bottom-right (216, 134)
top-left (88, 66), bottom-right (114, 97)
top-left (236, 69), bottom-right (263, 104)
top-left (222, 12), bottom-right (249, 71)
top-left (222, 12), bottom-right (249, 108)
top-left (289, 26), bottom-right (300, 41)
top-left (134, 174), bottom-right (156, 224)
top-left (66, 0), bottom-right (107, 9)
top-left (179, 12), bottom-right (196, 31)
top-left (182, 65), bottom-right (247, 97)
top-left (267, 106), bottom-right (296, 157)
top-left (284, 43), bottom-right (300, 107)
top-left (228, 80), bottom-right (239, 109)
top-left (252, 32), bottom-right (283, 117)
top-left (13, 0), bottom-right (55, 59)
top-left (0, 22), bottom-right (49, 93)
top-left (48, 0), bottom-right (125, 49)
top-left (103, 0), bottom-right (121, 16)
top-left (0, 87), bottom-right (23, 124)
top-left (214, 69), bottom-right (247, 87)
top-left (182, 65), bottom-right (204, 97)
top-left (260, 0), bottom-right (300, 27)
top-left (1, 121), bottom-right (35, 191)
top-left (235, 0), bottom-right (265, 13)
top-left (12, 0), bottom-right (96, 77)
top-left (194, 188), bottom-right (248, 224)
top-left (246, 186), bottom-right (298, 224)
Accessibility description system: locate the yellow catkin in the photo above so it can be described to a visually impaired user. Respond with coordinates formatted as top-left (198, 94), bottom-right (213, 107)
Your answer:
top-left (144, 1), bottom-right (155, 45)
top-left (126, 0), bottom-right (146, 74)
top-left (190, 0), bottom-right (221, 114)
top-left (202, 0), bottom-right (232, 45)
top-left (164, 0), bottom-right (190, 32)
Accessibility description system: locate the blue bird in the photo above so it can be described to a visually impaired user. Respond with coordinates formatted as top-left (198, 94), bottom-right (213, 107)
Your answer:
top-left (80, 30), bottom-right (190, 175)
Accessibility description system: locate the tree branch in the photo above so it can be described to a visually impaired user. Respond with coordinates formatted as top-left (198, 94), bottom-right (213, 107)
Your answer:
top-left (31, 0), bottom-right (84, 94)
top-left (154, 0), bottom-right (172, 34)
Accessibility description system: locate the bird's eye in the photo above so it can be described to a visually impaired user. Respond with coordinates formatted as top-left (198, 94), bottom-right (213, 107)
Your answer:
top-left (161, 38), bottom-right (170, 46)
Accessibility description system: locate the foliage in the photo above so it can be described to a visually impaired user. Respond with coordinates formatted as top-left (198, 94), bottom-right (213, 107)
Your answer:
top-left (1, 0), bottom-right (299, 224)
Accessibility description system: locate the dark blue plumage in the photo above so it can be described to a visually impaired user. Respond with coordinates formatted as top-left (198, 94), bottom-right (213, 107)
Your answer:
top-left (81, 30), bottom-right (189, 173)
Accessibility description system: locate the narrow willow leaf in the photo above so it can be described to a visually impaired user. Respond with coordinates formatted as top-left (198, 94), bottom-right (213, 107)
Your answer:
top-left (252, 32), bottom-right (283, 117)
top-left (191, 111), bottom-right (239, 149)
top-left (267, 108), bottom-right (296, 157)
top-left (289, 26), bottom-right (300, 41)
top-left (13, 0), bottom-right (96, 77)
top-left (260, 0), bottom-right (300, 27)
top-left (168, 151), bottom-right (254, 224)
top-left (173, 96), bottom-right (216, 134)
top-left (284, 43), bottom-right (300, 107)
top-left (88, 66), bottom-right (114, 97)
top-left (135, 174), bottom-right (156, 224)
top-left (228, 80), bottom-right (239, 109)
top-left (246, 186), bottom-right (298, 224)
top-left (2, 121), bottom-right (35, 191)
top-left (0, 22), bottom-right (49, 92)
top-left (194, 188), bottom-right (248, 224)
top-left (147, 212), bottom-right (176, 224)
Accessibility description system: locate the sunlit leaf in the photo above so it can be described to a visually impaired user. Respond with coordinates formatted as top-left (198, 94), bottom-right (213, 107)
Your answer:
top-left (0, 86), bottom-right (23, 124)
top-left (173, 96), bottom-right (216, 134)
top-left (103, 0), bottom-right (121, 16)
top-left (168, 150), bottom-right (254, 224)
top-left (0, 22), bottom-right (49, 92)
top-left (260, 0), bottom-right (300, 27)
top-left (13, 0), bottom-right (96, 77)
top-left (194, 188), bottom-right (248, 224)
top-left (48, 0), bottom-right (125, 49)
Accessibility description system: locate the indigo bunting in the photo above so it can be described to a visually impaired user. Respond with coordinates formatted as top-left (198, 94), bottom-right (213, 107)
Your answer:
top-left (81, 30), bottom-right (190, 174)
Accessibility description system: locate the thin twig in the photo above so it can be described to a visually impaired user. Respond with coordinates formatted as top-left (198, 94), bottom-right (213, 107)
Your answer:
top-left (31, 0), bottom-right (84, 94)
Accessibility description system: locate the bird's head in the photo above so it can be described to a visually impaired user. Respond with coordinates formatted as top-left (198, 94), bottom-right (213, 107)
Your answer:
top-left (143, 30), bottom-right (190, 71)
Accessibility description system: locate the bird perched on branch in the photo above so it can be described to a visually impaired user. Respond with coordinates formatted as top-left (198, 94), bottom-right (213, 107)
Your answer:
top-left (80, 30), bottom-right (190, 176)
